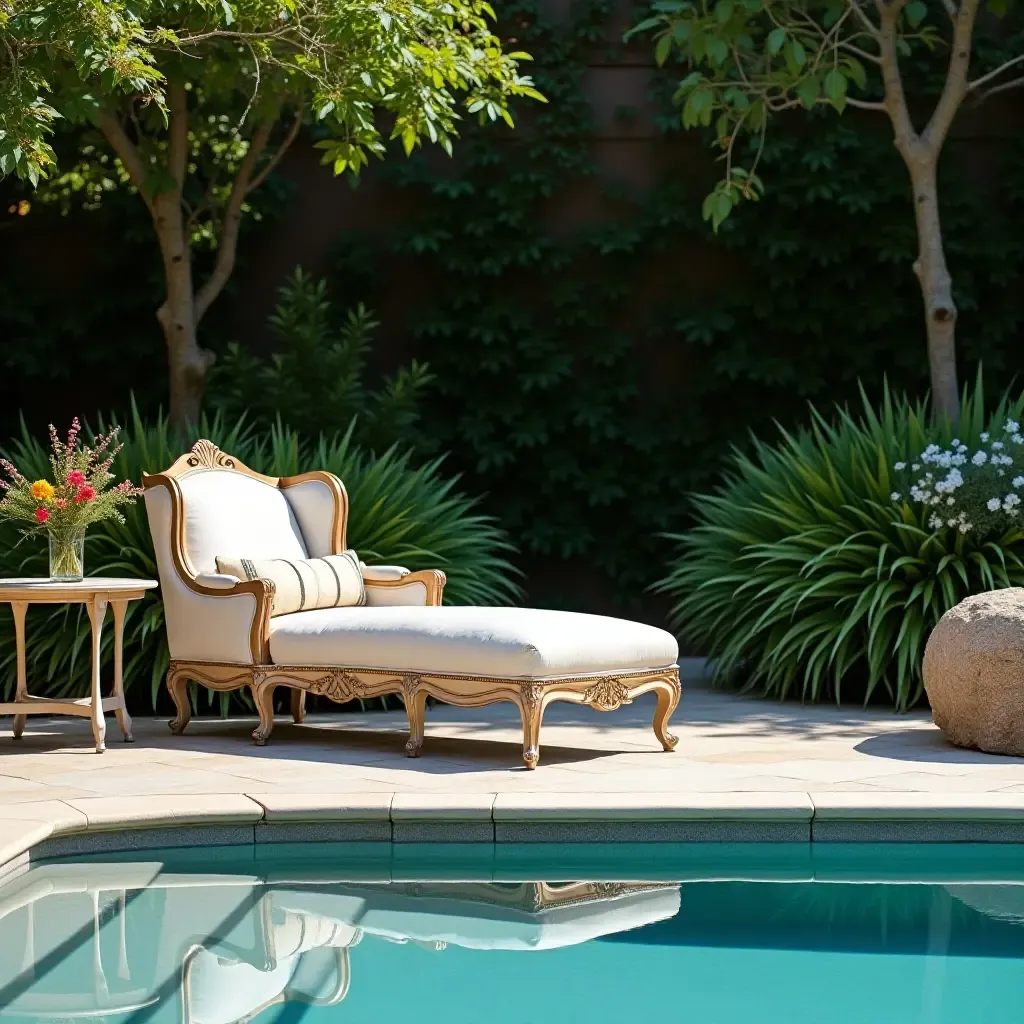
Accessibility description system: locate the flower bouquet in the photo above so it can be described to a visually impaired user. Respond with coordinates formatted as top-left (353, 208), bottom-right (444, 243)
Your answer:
top-left (0, 419), bottom-right (144, 580)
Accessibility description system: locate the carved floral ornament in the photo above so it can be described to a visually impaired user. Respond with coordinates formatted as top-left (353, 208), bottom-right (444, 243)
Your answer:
top-left (520, 681), bottom-right (544, 710)
top-left (308, 669), bottom-right (361, 703)
top-left (582, 678), bottom-right (632, 711)
top-left (186, 439), bottom-right (236, 470)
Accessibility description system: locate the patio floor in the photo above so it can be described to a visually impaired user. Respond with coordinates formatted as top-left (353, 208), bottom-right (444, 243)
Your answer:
top-left (2, 685), bottom-right (1024, 865)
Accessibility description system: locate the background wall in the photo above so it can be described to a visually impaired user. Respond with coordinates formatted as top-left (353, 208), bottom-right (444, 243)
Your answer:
top-left (1, 0), bottom-right (1022, 629)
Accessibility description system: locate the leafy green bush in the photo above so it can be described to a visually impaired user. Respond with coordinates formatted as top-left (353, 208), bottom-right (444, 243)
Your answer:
top-left (657, 380), bottom-right (1024, 709)
top-left (210, 269), bottom-right (433, 452)
top-left (0, 408), bottom-right (520, 712)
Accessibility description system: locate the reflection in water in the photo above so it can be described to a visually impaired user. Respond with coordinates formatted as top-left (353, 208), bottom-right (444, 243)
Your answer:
top-left (0, 866), bottom-right (679, 1023)
top-left (1, 852), bottom-right (1023, 1024)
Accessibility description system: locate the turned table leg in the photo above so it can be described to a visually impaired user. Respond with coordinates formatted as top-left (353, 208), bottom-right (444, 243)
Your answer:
top-left (86, 596), bottom-right (108, 753)
top-left (111, 600), bottom-right (133, 742)
top-left (11, 600), bottom-right (27, 740)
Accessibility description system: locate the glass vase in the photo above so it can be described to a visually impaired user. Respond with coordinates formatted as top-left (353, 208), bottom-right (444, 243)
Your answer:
top-left (48, 527), bottom-right (85, 581)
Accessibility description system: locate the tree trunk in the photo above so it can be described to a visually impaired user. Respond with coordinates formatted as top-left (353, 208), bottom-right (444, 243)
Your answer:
top-left (908, 160), bottom-right (960, 424)
top-left (153, 194), bottom-right (216, 428)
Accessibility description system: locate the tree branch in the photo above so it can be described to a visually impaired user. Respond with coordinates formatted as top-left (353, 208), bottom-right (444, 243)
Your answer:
top-left (94, 106), bottom-right (155, 215)
top-left (192, 119), bottom-right (274, 325)
top-left (922, 0), bottom-right (980, 151)
top-left (968, 53), bottom-right (1024, 93)
top-left (940, 0), bottom-right (957, 18)
top-left (846, 0), bottom-right (882, 41)
top-left (846, 97), bottom-right (888, 110)
top-left (875, 0), bottom-right (919, 160)
top-left (168, 80), bottom-right (189, 191)
top-left (973, 75), bottom-right (1024, 102)
top-left (838, 40), bottom-right (882, 65)
top-left (245, 106), bottom-right (303, 195)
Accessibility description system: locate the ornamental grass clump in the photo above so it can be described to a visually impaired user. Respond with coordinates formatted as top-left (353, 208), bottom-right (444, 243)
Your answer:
top-left (657, 379), bottom-right (1024, 710)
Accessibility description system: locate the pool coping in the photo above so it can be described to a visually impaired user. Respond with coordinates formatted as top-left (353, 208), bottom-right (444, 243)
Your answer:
top-left (4, 790), bottom-right (1024, 877)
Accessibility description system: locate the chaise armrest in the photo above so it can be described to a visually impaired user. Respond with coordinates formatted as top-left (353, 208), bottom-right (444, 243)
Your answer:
top-left (359, 563), bottom-right (410, 582)
top-left (195, 572), bottom-right (242, 589)
top-left (363, 568), bottom-right (446, 606)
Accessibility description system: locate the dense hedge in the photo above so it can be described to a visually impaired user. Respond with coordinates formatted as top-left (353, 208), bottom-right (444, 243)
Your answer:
top-left (1, 0), bottom-right (1022, 621)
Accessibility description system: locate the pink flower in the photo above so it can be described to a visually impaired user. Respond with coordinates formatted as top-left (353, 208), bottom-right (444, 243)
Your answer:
top-left (35, 507), bottom-right (50, 524)
top-left (67, 470), bottom-right (86, 487)
top-left (74, 485), bottom-right (96, 504)
top-left (54, 498), bottom-right (68, 510)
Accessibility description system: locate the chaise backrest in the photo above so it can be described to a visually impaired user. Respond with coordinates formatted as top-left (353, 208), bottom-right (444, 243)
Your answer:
top-left (142, 441), bottom-right (350, 663)
top-left (178, 469), bottom-right (307, 573)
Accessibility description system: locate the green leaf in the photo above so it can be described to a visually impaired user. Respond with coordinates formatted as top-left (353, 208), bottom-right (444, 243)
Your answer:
top-left (795, 73), bottom-right (821, 109)
top-left (219, 0), bottom-right (235, 24)
top-left (823, 68), bottom-right (848, 112)
top-left (655, 31), bottom-right (674, 66)
top-left (905, 0), bottom-right (927, 26)
top-left (766, 27), bottom-right (786, 55)
top-left (844, 58), bottom-right (867, 90)
top-left (706, 37), bottom-right (730, 65)
top-left (784, 38), bottom-right (807, 74)
top-left (716, 0), bottom-right (735, 23)
top-left (702, 189), bottom-right (734, 230)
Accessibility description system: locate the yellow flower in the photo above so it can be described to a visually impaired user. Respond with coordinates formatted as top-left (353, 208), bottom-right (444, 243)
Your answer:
top-left (29, 480), bottom-right (55, 502)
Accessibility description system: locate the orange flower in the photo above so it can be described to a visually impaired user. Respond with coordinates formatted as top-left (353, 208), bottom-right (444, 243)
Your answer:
top-left (30, 480), bottom-right (55, 502)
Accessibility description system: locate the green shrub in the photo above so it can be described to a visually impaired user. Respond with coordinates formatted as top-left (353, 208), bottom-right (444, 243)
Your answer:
top-left (0, 408), bottom-right (520, 712)
top-left (656, 380), bottom-right (1024, 710)
top-left (210, 268), bottom-right (433, 453)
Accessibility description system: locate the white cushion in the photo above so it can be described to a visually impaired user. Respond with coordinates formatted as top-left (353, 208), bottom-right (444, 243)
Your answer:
top-left (269, 606), bottom-right (678, 678)
top-left (179, 470), bottom-right (307, 573)
top-left (274, 886), bottom-right (681, 952)
top-left (216, 552), bottom-right (365, 616)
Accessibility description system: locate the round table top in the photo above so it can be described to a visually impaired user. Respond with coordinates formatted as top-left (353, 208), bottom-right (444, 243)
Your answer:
top-left (0, 577), bottom-right (158, 598)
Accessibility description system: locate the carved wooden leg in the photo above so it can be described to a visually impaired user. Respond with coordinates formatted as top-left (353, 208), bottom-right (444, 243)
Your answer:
top-left (86, 596), bottom-right (108, 753)
top-left (290, 688), bottom-right (306, 724)
top-left (404, 687), bottom-right (429, 757)
top-left (111, 600), bottom-right (133, 742)
top-left (11, 600), bottom-right (27, 740)
top-left (252, 682), bottom-right (276, 746)
top-left (653, 677), bottom-right (681, 752)
top-left (167, 666), bottom-right (192, 735)
top-left (519, 686), bottom-right (545, 770)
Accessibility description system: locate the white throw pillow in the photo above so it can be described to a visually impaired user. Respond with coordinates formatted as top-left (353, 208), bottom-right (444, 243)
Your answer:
top-left (216, 551), bottom-right (365, 616)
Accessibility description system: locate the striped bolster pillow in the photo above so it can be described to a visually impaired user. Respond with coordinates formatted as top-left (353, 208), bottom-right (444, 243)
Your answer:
top-left (215, 551), bottom-right (366, 616)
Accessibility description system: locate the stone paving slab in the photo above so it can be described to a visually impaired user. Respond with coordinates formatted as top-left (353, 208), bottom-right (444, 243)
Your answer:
top-left (0, 687), bottom-right (1023, 867)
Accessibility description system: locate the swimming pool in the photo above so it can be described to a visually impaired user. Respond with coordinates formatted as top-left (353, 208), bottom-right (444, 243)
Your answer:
top-left (1, 843), bottom-right (1022, 1023)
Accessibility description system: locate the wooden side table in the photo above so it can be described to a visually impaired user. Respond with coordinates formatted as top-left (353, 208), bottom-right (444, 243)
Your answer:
top-left (0, 578), bottom-right (158, 753)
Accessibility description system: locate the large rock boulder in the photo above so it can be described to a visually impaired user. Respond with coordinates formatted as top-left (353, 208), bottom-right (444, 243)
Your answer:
top-left (923, 588), bottom-right (1024, 756)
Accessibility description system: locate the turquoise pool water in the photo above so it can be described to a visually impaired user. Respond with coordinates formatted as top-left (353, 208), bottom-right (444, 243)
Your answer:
top-left (1, 843), bottom-right (1023, 1023)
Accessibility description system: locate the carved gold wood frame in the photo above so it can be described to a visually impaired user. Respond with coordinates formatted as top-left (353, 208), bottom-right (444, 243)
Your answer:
top-left (166, 660), bottom-right (680, 770)
top-left (384, 881), bottom-right (677, 912)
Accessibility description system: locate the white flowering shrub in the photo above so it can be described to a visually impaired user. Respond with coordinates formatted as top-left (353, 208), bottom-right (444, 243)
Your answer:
top-left (658, 379), bottom-right (1024, 710)
top-left (891, 420), bottom-right (1024, 535)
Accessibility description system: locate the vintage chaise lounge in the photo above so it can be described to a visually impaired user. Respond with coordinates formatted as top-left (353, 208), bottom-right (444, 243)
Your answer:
top-left (143, 440), bottom-right (680, 768)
